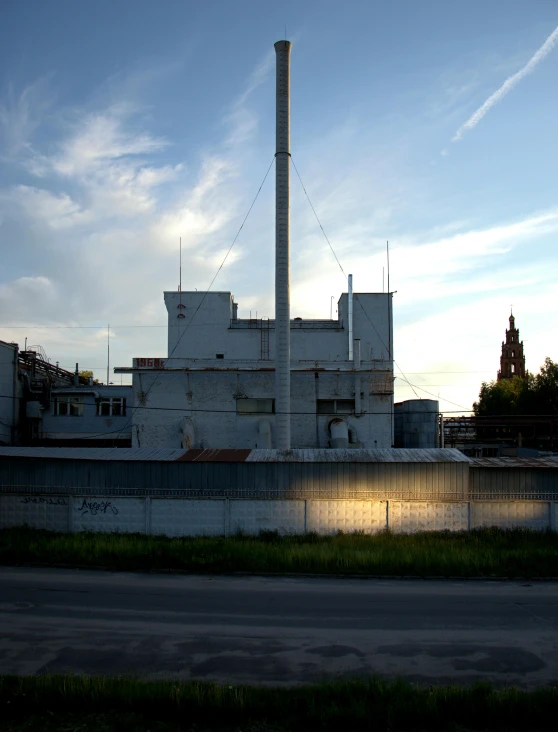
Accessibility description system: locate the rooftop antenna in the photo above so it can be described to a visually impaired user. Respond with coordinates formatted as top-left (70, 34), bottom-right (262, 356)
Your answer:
top-left (177, 237), bottom-right (186, 318)
top-left (387, 241), bottom-right (391, 361)
top-left (382, 267), bottom-right (384, 293)
top-left (106, 324), bottom-right (110, 386)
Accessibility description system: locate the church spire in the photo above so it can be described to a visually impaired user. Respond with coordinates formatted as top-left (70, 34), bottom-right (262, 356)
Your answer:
top-left (497, 311), bottom-right (526, 380)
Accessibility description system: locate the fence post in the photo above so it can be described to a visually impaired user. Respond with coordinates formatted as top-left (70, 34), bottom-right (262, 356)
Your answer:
top-left (386, 500), bottom-right (390, 532)
top-left (467, 501), bottom-right (472, 531)
top-left (68, 496), bottom-right (74, 533)
top-left (224, 499), bottom-right (230, 537)
top-left (304, 500), bottom-right (307, 533)
top-left (145, 496), bottom-right (151, 535)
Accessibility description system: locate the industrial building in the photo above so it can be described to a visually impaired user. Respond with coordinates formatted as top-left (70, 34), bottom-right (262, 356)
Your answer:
top-left (0, 339), bottom-right (131, 447)
top-left (116, 41), bottom-right (395, 451)
top-left (116, 287), bottom-right (394, 450)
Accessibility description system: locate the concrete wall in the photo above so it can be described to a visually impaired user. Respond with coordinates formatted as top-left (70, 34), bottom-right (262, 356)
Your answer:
top-left (39, 385), bottom-right (132, 444)
top-left (0, 341), bottom-right (20, 446)
top-left (132, 369), bottom-right (393, 449)
top-left (2, 493), bottom-right (557, 536)
top-left (165, 291), bottom-right (392, 363)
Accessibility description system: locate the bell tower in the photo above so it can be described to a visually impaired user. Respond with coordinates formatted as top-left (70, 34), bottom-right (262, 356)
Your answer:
top-left (497, 311), bottom-right (526, 380)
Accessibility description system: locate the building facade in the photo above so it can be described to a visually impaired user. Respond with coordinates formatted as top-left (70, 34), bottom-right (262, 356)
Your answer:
top-left (117, 288), bottom-right (395, 449)
top-left (498, 313), bottom-right (526, 380)
top-left (0, 339), bottom-right (131, 446)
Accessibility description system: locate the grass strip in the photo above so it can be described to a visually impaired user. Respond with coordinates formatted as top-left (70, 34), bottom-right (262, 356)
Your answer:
top-left (1, 673), bottom-right (558, 732)
top-left (2, 526), bottom-right (558, 577)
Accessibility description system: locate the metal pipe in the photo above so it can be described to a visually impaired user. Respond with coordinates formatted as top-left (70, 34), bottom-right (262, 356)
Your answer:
top-left (348, 274), bottom-right (353, 361)
top-left (274, 39), bottom-right (292, 450)
top-left (354, 338), bottom-right (361, 415)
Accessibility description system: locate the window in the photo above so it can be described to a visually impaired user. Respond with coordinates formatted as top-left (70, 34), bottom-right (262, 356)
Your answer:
top-left (53, 396), bottom-right (84, 416)
top-left (510, 364), bottom-right (515, 374)
top-left (236, 398), bottom-right (274, 414)
top-left (97, 397), bottom-right (126, 416)
top-left (317, 399), bottom-right (355, 415)
top-left (216, 353), bottom-right (224, 359)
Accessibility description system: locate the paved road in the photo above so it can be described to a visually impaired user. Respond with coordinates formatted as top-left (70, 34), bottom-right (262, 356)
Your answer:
top-left (1, 567), bottom-right (557, 687)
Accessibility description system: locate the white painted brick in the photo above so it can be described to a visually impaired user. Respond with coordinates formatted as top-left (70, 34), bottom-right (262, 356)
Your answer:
top-left (151, 499), bottom-right (225, 537)
top-left (0, 494), bottom-right (69, 532)
top-left (230, 500), bottom-right (305, 535)
top-left (73, 496), bottom-right (145, 534)
top-left (306, 500), bottom-right (387, 535)
top-left (389, 501), bottom-right (469, 533)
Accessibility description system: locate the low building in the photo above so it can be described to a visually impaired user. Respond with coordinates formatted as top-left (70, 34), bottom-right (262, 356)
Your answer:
top-left (0, 339), bottom-right (131, 447)
top-left (0, 340), bottom-right (22, 446)
top-left (116, 288), bottom-right (395, 449)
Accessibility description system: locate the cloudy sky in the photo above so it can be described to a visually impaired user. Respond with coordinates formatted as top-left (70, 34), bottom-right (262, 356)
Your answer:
top-left (1, 0), bottom-right (557, 414)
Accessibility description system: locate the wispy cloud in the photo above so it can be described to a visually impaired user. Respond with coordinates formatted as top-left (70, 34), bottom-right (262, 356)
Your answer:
top-left (452, 25), bottom-right (558, 142)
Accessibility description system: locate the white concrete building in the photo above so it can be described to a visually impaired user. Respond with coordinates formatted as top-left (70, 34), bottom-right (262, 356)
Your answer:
top-left (117, 288), bottom-right (394, 449)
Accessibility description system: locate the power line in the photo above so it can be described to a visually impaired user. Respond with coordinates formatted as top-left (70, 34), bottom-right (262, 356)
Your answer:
top-left (77, 157), bottom-right (275, 442)
top-left (291, 158), bottom-right (471, 411)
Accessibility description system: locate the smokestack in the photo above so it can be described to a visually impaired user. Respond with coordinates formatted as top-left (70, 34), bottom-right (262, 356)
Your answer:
top-left (274, 40), bottom-right (292, 450)
top-left (348, 274), bottom-right (353, 361)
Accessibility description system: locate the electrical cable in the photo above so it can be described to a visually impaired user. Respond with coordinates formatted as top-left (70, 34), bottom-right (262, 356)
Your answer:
top-left (73, 156), bottom-right (275, 441)
top-left (291, 158), bottom-right (470, 409)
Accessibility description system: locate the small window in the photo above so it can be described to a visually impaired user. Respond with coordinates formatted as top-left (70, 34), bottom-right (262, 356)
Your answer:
top-left (236, 398), bottom-right (274, 414)
top-left (97, 397), bottom-right (126, 417)
top-left (511, 350), bottom-right (515, 358)
top-left (317, 399), bottom-right (355, 415)
top-left (510, 364), bottom-right (515, 374)
top-left (53, 396), bottom-right (84, 416)
top-left (216, 353), bottom-right (224, 359)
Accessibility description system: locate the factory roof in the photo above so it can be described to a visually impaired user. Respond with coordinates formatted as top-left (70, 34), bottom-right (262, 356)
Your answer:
top-left (0, 447), bottom-right (469, 463)
top-left (469, 456), bottom-right (558, 469)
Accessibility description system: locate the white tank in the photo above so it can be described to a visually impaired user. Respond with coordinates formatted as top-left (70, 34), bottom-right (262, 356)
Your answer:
top-left (329, 418), bottom-right (349, 448)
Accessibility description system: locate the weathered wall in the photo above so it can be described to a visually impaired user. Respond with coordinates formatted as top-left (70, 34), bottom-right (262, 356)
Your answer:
top-left (0, 341), bottom-right (19, 446)
top-left (164, 292), bottom-right (392, 363)
top-left (133, 370), bottom-right (393, 449)
top-left (2, 493), bottom-right (557, 535)
top-left (40, 385), bottom-right (132, 443)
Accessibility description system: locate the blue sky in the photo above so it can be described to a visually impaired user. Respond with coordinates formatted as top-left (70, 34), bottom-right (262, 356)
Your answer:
top-left (1, 0), bottom-right (557, 412)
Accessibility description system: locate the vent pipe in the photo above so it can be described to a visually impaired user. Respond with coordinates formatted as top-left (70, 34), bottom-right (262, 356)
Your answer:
top-left (348, 274), bottom-right (353, 361)
top-left (274, 40), bottom-right (292, 450)
top-left (354, 338), bottom-right (361, 415)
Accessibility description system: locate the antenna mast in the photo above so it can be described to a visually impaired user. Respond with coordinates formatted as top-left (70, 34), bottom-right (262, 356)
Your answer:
top-left (106, 324), bottom-right (110, 385)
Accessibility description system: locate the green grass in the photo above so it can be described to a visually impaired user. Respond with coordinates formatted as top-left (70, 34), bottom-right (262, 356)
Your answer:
top-left (1, 673), bottom-right (557, 731)
top-left (2, 526), bottom-right (558, 577)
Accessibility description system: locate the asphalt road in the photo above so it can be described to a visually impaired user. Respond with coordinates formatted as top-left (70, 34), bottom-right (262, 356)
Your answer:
top-left (1, 567), bottom-right (557, 687)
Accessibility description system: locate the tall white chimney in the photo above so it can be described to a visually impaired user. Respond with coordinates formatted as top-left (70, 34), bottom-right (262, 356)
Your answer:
top-left (274, 40), bottom-right (291, 450)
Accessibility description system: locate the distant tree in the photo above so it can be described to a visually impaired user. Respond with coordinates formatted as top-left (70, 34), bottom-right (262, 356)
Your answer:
top-left (78, 370), bottom-right (100, 384)
top-left (473, 375), bottom-right (533, 416)
top-left (473, 359), bottom-right (557, 417)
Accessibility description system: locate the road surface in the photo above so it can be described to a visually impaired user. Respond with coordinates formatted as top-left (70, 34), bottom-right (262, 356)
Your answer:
top-left (1, 567), bottom-right (557, 687)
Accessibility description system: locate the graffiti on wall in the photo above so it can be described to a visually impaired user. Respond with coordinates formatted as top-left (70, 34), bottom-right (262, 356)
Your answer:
top-left (77, 499), bottom-right (119, 516)
top-left (21, 496), bottom-right (68, 506)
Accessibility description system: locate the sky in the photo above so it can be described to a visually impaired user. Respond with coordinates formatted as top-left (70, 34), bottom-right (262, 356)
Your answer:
top-left (0, 0), bottom-right (557, 415)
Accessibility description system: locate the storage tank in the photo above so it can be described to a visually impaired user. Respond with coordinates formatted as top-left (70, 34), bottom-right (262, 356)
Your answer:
top-left (394, 399), bottom-right (439, 448)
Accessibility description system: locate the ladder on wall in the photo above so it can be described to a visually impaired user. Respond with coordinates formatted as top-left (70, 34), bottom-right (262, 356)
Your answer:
top-left (260, 318), bottom-right (270, 360)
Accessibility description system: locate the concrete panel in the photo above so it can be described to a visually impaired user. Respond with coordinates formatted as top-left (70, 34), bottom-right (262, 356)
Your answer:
top-left (151, 499), bottom-right (225, 537)
top-left (389, 501), bottom-right (469, 533)
top-left (470, 501), bottom-right (550, 530)
top-left (230, 500), bottom-right (305, 535)
top-left (306, 500), bottom-right (387, 535)
top-left (73, 496), bottom-right (144, 534)
top-left (0, 494), bottom-right (69, 531)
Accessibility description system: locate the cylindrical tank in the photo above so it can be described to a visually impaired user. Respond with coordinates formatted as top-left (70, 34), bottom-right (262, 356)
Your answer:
top-left (329, 418), bottom-right (349, 448)
top-left (394, 399), bottom-right (439, 448)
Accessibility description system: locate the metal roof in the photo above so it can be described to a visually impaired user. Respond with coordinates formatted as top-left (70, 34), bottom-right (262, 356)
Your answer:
top-left (469, 457), bottom-right (558, 469)
top-left (246, 448), bottom-right (470, 463)
top-left (0, 447), bottom-right (470, 463)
